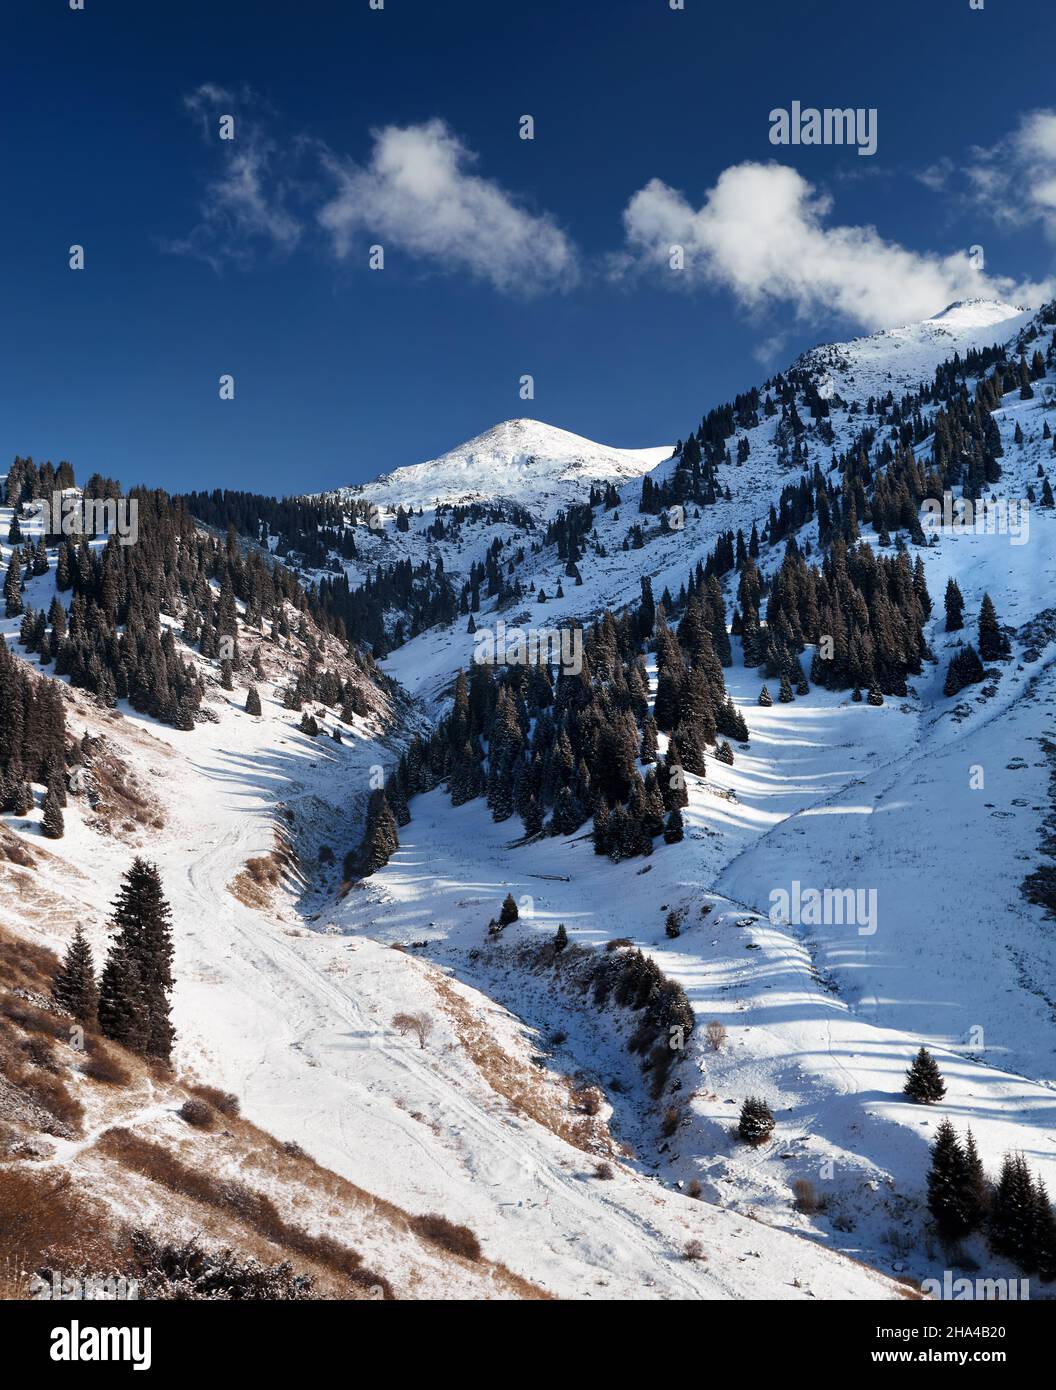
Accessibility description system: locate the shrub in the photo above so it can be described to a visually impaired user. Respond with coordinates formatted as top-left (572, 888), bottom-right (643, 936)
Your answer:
top-left (683, 1238), bottom-right (706, 1260)
top-left (594, 1161), bottom-right (615, 1180)
top-left (660, 1105), bottom-right (681, 1138)
top-left (392, 1012), bottom-right (433, 1049)
top-left (189, 1084), bottom-right (240, 1117)
top-left (687, 1178), bottom-right (703, 1200)
top-left (705, 1020), bottom-right (727, 1052)
top-left (410, 1213), bottom-right (481, 1261)
top-left (179, 1098), bottom-right (216, 1129)
top-left (793, 1177), bottom-right (819, 1213)
top-left (80, 1045), bottom-right (133, 1087)
top-left (665, 911), bottom-right (681, 939)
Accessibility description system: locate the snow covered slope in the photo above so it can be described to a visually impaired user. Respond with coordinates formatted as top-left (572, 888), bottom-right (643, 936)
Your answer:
top-left (800, 298), bottom-right (1033, 398)
top-left (332, 418), bottom-right (672, 516)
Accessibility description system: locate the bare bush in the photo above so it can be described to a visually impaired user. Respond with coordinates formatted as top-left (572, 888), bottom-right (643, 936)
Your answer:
top-left (189, 1084), bottom-right (240, 1117)
top-left (178, 1098), bottom-right (216, 1129)
top-left (793, 1177), bottom-right (820, 1213)
top-left (687, 1178), bottom-right (703, 1200)
top-left (80, 1045), bottom-right (133, 1087)
top-left (594, 1161), bottom-right (615, 1180)
top-left (683, 1238), bottom-right (706, 1261)
top-left (660, 1105), bottom-right (682, 1138)
top-left (410, 1213), bottom-right (481, 1261)
top-left (392, 1012), bottom-right (433, 1050)
top-left (705, 1020), bottom-right (727, 1052)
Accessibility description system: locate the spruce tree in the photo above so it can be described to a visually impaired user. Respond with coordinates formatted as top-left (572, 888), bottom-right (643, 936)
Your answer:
top-left (738, 1096), bottom-right (775, 1146)
top-left (904, 1046), bottom-right (946, 1104)
top-left (52, 925), bottom-right (99, 1025)
top-left (663, 807), bottom-right (684, 844)
top-left (944, 579), bottom-right (964, 632)
top-left (978, 593), bottom-right (1010, 660)
top-left (358, 789), bottom-right (399, 876)
top-left (41, 786), bottom-right (64, 838)
top-left (553, 923), bottom-right (568, 953)
top-left (499, 893), bottom-right (519, 927)
top-left (758, 684), bottom-right (772, 707)
top-left (245, 685), bottom-right (262, 715)
top-left (101, 859), bottom-right (175, 1061)
top-left (927, 1119), bottom-right (971, 1239)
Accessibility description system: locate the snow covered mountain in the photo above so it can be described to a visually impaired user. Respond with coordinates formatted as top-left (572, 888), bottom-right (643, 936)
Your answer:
top-left (332, 417), bottom-right (672, 517)
top-left (5, 292), bottom-right (1056, 1303)
top-left (799, 298), bottom-right (1034, 399)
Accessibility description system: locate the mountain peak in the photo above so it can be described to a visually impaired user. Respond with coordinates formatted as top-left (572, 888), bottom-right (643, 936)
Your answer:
top-left (339, 419), bottom-right (672, 516)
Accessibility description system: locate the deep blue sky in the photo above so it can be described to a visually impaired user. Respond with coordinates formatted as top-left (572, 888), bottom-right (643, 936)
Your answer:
top-left (2, 0), bottom-right (1054, 496)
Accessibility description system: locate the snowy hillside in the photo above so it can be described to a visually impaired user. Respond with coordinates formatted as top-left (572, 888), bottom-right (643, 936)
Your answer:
top-left (330, 418), bottom-right (672, 516)
top-left (5, 293), bottom-right (1056, 1303)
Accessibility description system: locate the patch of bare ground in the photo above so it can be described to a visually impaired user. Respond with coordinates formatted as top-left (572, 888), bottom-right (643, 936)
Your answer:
top-left (431, 971), bottom-right (614, 1162)
top-left (228, 828), bottom-right (299, 910)
top-left (78, 736), bottom-right (166, 840)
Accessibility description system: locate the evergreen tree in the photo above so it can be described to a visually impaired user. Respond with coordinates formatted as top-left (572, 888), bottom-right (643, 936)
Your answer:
top-left (989, 1154), bottom-right (1037, 1270)
top-left (738, 1096), bottom-right (775, 1146)
top-left (100, 859), bottom-right (175, 1061)
top-left (499, 892), bottom-right (519, 927)
top-left (245, 685), bottom-right (262, 715)
top-left (904, 1046), bottom-right (946, 1104)
top-left (357, 789), bottom-right (399, 876)
top-left (3, 548), bottom-right (23, 618)
top-left (944, 578), bottom-right (965, 632)
top-left (41, 786), bottom-right (64, 838)
top-left (978, 592), bottom-right (1011, 660)
top-left (927, 1119), bottom-right (973, 1239)
top-left (52, 925), bottom-right (98, 1025)
top-left (944, 644), bottom-right (986, 696)
top-left (553, 923), bottom-right (568, 953)
top-left (758, 684), bottom-right (772, 707)
top-left (663, 806), bottom-right (684, 843)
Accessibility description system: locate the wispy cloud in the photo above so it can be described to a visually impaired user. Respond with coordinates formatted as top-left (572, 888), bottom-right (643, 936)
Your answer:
top-left (317, 119), bottom-right (579, 295)
top-left (165, 84), bottom-right (304, 270)
top-left (615, 160), bottom-right (1050, 332)
top-left (967, 109), bottom-right (1056, 239)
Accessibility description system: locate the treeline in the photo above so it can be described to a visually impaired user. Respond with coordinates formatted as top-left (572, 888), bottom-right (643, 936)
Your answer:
top-left (52, 859), bottom-right (175, 1063)
top-left (0, 638), bottom-right (67, 836)
top-left (928, 1119), bottom-right (1056, 1280)
top-left (354, 574), bottom-right (748, 875)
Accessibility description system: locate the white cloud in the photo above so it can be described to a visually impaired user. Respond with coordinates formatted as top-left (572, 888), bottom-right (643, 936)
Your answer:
top-left (968, 109), bottom-right (1056, 237)
top-left (618, 161), bottom-right (1048, 331)
top-left (167, 86), bottom-right (303, 269)
top-left (318, 119), bottom-right (578, 294)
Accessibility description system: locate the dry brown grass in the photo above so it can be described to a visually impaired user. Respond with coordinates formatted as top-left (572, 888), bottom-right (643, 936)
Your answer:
top-left (229, 832), bottom-right (298, 910)
top-left (0, 1167), bottom-right (116, 1297)
top-left (95, 1127), bottom-right (393, 1298)
top-left (410, 1213), bottom-right (482, 1262)
top-left (433, 973), bottom-right (613, 1160)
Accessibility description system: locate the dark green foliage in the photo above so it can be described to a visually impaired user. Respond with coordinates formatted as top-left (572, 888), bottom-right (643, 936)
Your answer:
top-left (944, 644), bottom-right (985, 697)
top-left (98, 858), bottom-right (175, 1062)
top-left (978, 592), bottom-right (1011, 661)
top-left (904, 1046), bottom-right (946, 1104)
top-left (355, 788), bottom-right (399, 877)
top-left (499, 893), bottom-right (519, 927)
top-left (738, 1097), bottom-right (775, 1146)
top-left (52, 925), bottom-right (98, 1026)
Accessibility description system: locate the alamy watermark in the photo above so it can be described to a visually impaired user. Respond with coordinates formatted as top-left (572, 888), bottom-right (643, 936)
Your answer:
top-left (769, 881), bottom-right (878, 935)
top-left (921, 493), bottom-right (1029, 546)
top-left (28, 492), bottom-right (139, 546)
top-left (769, 102), bottom-right (877, 157)
top-left (473, 620), bottom-right (583, 675)
top-left (921, 1271), bottom-right (1029, 1301)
